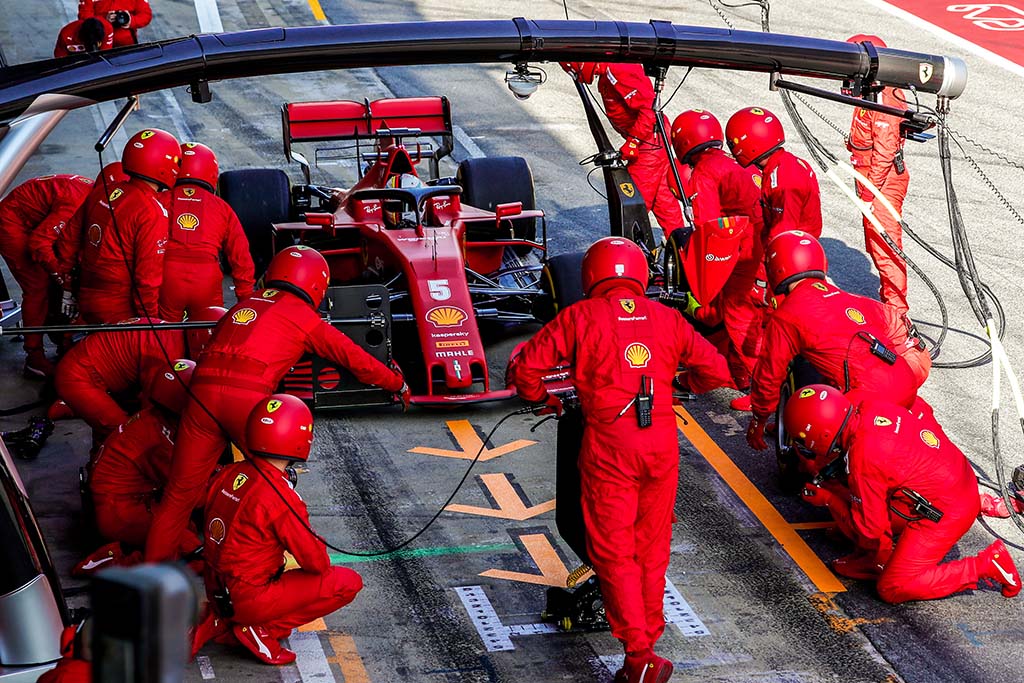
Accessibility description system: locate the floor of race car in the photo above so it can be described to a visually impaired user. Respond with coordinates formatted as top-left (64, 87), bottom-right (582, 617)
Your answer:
top-left (5, 0), bottom-right (1024, 680)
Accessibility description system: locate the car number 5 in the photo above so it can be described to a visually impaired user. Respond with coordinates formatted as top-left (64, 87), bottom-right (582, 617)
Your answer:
top-left (428, 279), bottom-right (451, 301)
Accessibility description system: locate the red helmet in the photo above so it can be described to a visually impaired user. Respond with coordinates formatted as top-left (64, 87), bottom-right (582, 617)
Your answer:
top-left (97, 161), bottom-right (128, 186)
top-left (581, 237), bottom-right (649, 296)
top-left (185, 305), bottom-right (227, 358)
top-left (765, 230), bottom-right (827, 294)
top-left (146, 359), bottom-right (196, 415)
top-left (265, 245), bottom-right (331, 306)
top-left (671, 109), bottom-right (724, 164)
top-left (122, 129), bottom-right (181, 190)
top-left (245, 394), bottom-right (314, 462)
top-left (178, 142), bottom-right (219, 191)
top-left (782, 384), bottom-right (853, 458)
top-left (847, 34), bottom-right (886, 48)
top-left (725, 107), bottom-right (785, 167)
top-left (560, 62), bottom-right (601, 85)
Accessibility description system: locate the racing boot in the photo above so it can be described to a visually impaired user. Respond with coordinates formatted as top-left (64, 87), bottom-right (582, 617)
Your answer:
top-left (190, 608), bottom-right (231, 659)
top-left (977, 539), bottom-right (1021, 598)
top-left (232, 625), bottom-right (296, 666)
top-left (2, 416), bottom-right (55, 460)
top-left (46, 399), bottom-right (76, 421)
top-left (979, 492), bottom-right (1024, 519)
top-left (729, 392), bottom-right (752, 412)
top-left (831, 549), bottom-right (885, 581)
top-left (24, 349), bottom-right (55, 379)
top-left (614, 649), bottom-right (674, 683)
top-left (72, 542), bottom-right (143, 577)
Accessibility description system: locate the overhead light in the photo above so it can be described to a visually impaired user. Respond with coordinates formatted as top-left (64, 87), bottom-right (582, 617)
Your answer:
top-left (505, 62), bottom-right (546, 100)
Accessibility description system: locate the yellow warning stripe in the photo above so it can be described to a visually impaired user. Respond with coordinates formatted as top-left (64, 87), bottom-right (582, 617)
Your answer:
top-left (674, 406), bottom-right (846, 594)
top-left (307, 0), bottom-right (327, 22)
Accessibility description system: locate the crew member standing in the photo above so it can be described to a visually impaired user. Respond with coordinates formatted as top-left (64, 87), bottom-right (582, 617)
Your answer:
top-left (145, 246), bottom-right (409, 562)
top-left (159, 142), bottom-right (255, 321)
top-left (560, 62), bottom-right (683, 233)
top-left (0, 174), bottom-right (94, 376)
top-left (783, 384), bottom-right (1021, 603)
top-left (746, 231), bottom-right (927, 450)
top-left (193, 395), bottom-right (364, 665)
top-left (56, 128), bottom-right (180, 324)
top-left (846, 35), bottom-right (912, 316)
top-left (510, 237), bottom-right (732, 683)
top-left (671, 109), bottom-right (767, 409)
top-left (725, 107), bottom-right (822, 241)
top-left (77, 0), bottom-right (151, 46)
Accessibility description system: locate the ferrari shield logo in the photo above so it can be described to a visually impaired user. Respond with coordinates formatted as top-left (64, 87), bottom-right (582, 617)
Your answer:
top-left (108, 188), bottom-right (123, 202)
top-left (266, 399), bottom-right (283, 413)
top-left (845, 307), bottom-right (866, 325)
top-left (173, 361), bottom-right (190, 372)
top-left (620, 299), bottom-right (636, 314)
top-left (874, 416), bottom-right (892, 427)
top-left (183, 187), bottom-right (196, 197)
top-left (751, 173), bottom-right (762, 189)
top-left (232, 473), bottom-right (248, 491)
top-left (619, 182), bottom-right (635, 198)
top-left (262, 289), bottom-right (279, 298)
top-left (920, 429), bottom-right (940, 448)
top-left (919, 63), bottom-right (934, 84)
top-left (798, 388), bottom-right (816, 399)
top-left (140, 130), bottom-right (156, 140)
top-left (812, 282), bottom-right (828, 292)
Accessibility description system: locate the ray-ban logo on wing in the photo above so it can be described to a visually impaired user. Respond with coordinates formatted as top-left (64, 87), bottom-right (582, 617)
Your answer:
top-left (427, 306), bottom-right (467, 327)
top-left (624, 342), bottom-right (651, 368)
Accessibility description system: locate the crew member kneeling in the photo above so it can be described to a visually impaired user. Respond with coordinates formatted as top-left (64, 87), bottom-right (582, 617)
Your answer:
top-left (194, 395), bottom-right (362, 665)
top-left (784, 384), bottom-right (1020, 603)
top-left (510, 237), bottom-right (732, 683)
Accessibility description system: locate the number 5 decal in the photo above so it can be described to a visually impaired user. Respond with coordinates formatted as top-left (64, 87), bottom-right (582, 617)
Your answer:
top-left (428, 279), bottom-right (451, 301)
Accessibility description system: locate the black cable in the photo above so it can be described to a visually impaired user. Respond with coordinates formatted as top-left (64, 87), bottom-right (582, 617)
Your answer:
top-left (584, 165), bottom-right (607, 200)
top-left (0, 399), bottom-right (44, 416)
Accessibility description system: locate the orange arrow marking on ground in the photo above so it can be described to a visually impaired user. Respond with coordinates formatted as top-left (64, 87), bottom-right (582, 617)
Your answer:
top-left (408, 420), bottom-right (536, 461)
top-left (447, 473), bottom-right (556, 520)
top-left (480, 532), bottom-right (569, 587)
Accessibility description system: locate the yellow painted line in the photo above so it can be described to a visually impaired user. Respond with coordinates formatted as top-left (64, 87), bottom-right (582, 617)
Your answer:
top-left (326, 633), bottom-right (370, 683)
top-left (480, 532), bottom-right (569, 587)
top-left (307, 0), bottom-right (327, 22)
top-left (446, 472), bottom-right (555, 520)
top-left (674, 406), bottom-right (845, 594)
top-left (408, 419), bottom-right (536, 461)
top-left (298, 618), bottom-right (327, 632)
top-left (790, 521), bottom-right (838, 531)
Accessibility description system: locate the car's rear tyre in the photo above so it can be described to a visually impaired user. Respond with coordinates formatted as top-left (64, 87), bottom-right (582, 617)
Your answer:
top-left (457, 156), bottom-right (536, 249)
top-left (220, 169), bottom-right (291, 280)
top-left (535, 251), bottom-right (585, 322)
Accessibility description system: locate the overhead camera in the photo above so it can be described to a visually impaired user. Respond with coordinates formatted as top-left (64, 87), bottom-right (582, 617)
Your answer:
top-left (505, 62), bottom-right (546, 100)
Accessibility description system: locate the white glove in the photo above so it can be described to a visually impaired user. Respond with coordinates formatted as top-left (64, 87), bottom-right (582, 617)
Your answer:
top-left (61, 291), bottom-right (78, 319)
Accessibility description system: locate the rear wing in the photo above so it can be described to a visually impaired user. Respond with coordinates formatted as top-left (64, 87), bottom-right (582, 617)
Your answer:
top-left (282, 96), bottom-right (454, 178)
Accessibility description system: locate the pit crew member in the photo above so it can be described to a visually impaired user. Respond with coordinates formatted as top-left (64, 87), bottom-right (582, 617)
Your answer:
top-left (77, 0), bottom-right (151, 46)
top-left (509, 237), bottom-right (732, 683)
top-left (54, 16), bottom-right (114, 58)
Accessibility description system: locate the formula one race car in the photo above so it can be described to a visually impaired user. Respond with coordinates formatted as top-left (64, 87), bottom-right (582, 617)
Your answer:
top-left (219, 96), bottom-right (550, 408)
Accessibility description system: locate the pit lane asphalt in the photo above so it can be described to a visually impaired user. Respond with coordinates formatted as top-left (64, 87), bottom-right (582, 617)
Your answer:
top-left (3, 0), bottom-right (1024, 681)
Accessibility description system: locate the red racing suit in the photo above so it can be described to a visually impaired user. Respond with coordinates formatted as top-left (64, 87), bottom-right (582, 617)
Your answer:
top-left (0, 175), bottom-right (94, 353)
top-left (54, 319), bottom-right (185, 439)
top-left (203, 458), bottom-right (363, 632)
top-left (750, 279), bottom-right (918, 421)
top-left (89, 406), bottom-right (184, 549)
top-left (78, 0), bottom-right (151, 46)
top-left (158, 185), bottom-right (256, 321)
top-left (56, 177), bottom-right (168, 324)
top-left (54, 17), bottom-right (115, 57)
top-left (688, 148), bottom-right (767, 386)
top-left (510, 283), bottom-right (731, 654)
top-left (759, 148), bottom-right (822, 241)
top-left (595, 63), bottom-right (683, 231)
top-left (849, 87), bottom-right (911, 315)
top-left (838, 397), bottom-right (985, 603)
top-left (145, 288), bottom-right (405, 562)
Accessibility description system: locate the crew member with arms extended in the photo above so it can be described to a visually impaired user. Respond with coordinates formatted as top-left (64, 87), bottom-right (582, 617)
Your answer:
top-left (192, 395), bottom-right (364, 665)
top-left (784, 384), bottom-right (1021, 602)
top-left (56, 128), bottom-right (180, 324)
top-left (0, 174), bottom-right (94, 376)
top-left (77, 0), bottom-right (151, 46)
top-left (145, 246), bottom-right (409, 562)
top-left (846, 34), bottom-right (912, 316)
top-left (671, 109), bottom-right (766, 409)
top-left (746, 230), bottom-right (928, 451)
top-left (510, 237), bottom-right (732, 683)
top-left (159, 142), bottom-right (255, 321)
top-left (726, 107), bottom-right (822, 241)
top-left (560, 62), bottom-right (683, 233)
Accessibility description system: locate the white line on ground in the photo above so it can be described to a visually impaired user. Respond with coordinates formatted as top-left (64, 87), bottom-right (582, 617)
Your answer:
top-left (289, 631), bottom-right (337, 683)
top-left (663, 578), bottom-right (710, 637)
top-left (159, 90), bottom-right (196, 141)
top-left (453, 585), bottom-right (515, 651)
top-left (861, 0), bottom-right (1024, 81)
top-left (194, 0), bottom-right (224, 33)
top-left (452, 125), bottom-right (486, 159)
top-left (195, 655), bottom-right (216, 680)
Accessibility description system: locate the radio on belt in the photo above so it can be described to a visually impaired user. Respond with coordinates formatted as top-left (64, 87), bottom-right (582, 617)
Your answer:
top-left (636, 375), bottom-right (652, 429)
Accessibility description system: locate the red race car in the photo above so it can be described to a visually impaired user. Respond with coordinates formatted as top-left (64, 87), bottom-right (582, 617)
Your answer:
top-left (220, 96), bottom-right (555, 408)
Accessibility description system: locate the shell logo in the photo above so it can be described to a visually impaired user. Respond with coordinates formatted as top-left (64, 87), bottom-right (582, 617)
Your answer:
top-left (173, 361), bottom-right (190, 372)
top-left (920, 429), bottom-right (940, 448)
top-left (140, 130), bottom-right (156, 140)
top-left (177, 213), bottom-right (200, 231)
top-left (798, 388), bottom-right (816, 399)
top-left (427, 306), bottom-right (467, 327)
top-left (231, 308), bottom-right (258, 325)
top-left (208, 517), bottom-right (226, 544)
top-left (88, 224), bottom-right (102, 247)
top-left (624, 342), bottom-right (651, 368)
top-left (846, 307), bottom-right (866, 325)
top-left (232, 473), bottom-right (248, 491)
top-left (108, 188), bottom-right (123, 202)
top-left (266, 399), bottom-right (283, 413)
